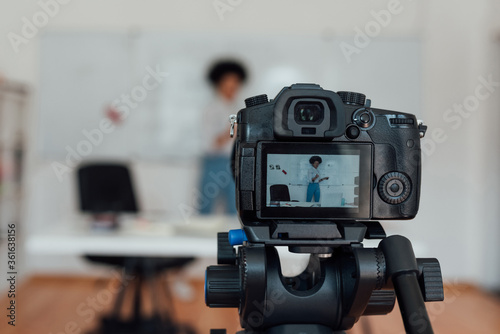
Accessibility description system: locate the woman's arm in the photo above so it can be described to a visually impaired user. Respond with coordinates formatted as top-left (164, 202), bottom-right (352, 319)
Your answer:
top-left (308, 168), bottom-right (319, 182)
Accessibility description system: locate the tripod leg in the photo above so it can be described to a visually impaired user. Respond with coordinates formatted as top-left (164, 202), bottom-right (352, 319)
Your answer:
top-left (112, 273), bottom-right (127, 319)
top-left (393, 272), bottom-right (432, 333)
top-left (112, 260), bottom-right (136, 320)
top-left (379, 236), bottom-right (434, 334)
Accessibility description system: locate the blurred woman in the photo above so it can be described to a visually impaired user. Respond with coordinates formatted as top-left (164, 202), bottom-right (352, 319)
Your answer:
top-left (198, 60), bottom-right (247, 215)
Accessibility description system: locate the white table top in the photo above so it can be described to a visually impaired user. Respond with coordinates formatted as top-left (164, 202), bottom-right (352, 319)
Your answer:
top-left (25, 215), bottom-right (241, 258)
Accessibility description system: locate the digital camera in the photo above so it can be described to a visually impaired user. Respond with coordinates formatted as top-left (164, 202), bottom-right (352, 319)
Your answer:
top-left (233, 84), bottom-right (427, 244)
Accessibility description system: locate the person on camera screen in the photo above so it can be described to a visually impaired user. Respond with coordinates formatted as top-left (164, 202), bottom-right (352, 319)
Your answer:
top-left (306, 155), bottom-right (329, 203)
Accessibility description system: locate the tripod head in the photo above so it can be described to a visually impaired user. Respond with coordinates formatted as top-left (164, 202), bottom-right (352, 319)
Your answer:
top-left (205, 221), bottom-right (444, 334)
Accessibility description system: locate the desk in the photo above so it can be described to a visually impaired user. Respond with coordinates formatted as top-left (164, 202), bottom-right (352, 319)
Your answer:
top-left (25, 216), bottom-right (241, 258)
top-left (24, 215), bottom-right (311, 277)
top-left (26, 230), bottom-right (219, 258)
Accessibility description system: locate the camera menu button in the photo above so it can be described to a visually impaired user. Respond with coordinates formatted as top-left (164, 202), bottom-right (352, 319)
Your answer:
top-left (378, 172), bottom-right (411, 204)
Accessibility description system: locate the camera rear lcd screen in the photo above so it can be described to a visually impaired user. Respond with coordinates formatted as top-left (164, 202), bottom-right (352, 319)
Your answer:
top-left (259, 143), bottom-right (372, 219)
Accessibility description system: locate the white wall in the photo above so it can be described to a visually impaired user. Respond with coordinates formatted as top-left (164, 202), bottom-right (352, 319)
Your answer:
top-left (0, 0), bottom-right (499, 289)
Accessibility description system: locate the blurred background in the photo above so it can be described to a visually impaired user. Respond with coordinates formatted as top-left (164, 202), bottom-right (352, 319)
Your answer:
top-left (0, 0), bottom-right (499, 333)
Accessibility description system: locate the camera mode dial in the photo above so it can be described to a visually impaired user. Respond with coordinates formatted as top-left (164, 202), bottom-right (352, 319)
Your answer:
top-left (245, 94), bottom-right (269, 108)
top-left (338, 91), bottom-right (366, 106)
top-left (378, 172), bottom-right (411, 204)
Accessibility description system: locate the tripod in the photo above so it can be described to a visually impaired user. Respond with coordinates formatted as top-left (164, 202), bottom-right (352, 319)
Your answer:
top-left (205, 221), bottom-right (443, 334)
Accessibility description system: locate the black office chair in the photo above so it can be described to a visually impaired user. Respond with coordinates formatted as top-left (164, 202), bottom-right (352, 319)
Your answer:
top-left (77, 163), bottom-right (194, 334)
top-left (270, 184), bottom-right (298, 202)
top-left (78, 163), bottom-right (138, 227)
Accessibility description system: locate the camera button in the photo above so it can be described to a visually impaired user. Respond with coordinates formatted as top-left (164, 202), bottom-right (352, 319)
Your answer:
top-left (389, 182), bottom-right (400, 194)
top-left (378, 172), bottom-right (411, 204)
top-left (345, 125), bottom-right (360, 139)
top-left (353, 108), bottom-right (375, 129)
top-left (360, 113), bottom-right (371, 123)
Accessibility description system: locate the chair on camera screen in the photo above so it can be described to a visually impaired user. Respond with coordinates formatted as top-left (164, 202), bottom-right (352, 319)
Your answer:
top-left (270, 184), bottom-right (299, 202)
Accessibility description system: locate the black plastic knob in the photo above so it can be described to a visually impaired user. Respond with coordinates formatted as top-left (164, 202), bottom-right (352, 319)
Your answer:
top-left (337, 91), bottom-right (366, 106)
top-left (217, 232), bottom-right (236, 265)
top-left (378, 172), bottom-right (411, 204)
top-left (417, 258), bottom-right (444, 302)
top-left (205, 265), bottom-right (241, 307)
top-left (245, 94), bottom-right (268, 108)
top-left (363, 290), bottom-right (396, 315)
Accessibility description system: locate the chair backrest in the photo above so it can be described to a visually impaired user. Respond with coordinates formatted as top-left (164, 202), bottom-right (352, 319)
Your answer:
top-left (77, 163), bottom-right (138, 213)
top-left (270, 184), bottom-right (291, 202)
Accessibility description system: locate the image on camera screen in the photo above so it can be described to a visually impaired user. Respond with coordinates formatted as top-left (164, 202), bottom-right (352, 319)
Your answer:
top-left (266, 153), bottom-right (360, 208)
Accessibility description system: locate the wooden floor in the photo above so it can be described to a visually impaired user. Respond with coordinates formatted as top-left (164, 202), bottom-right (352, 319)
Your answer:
top-left (0, 275), bottom-right (499, 334)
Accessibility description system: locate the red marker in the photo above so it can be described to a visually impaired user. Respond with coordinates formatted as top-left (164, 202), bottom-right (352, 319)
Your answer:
top-left (105, 105), bottom-right (123, 124)
top-left (282, 170), bottom-right (287, 175)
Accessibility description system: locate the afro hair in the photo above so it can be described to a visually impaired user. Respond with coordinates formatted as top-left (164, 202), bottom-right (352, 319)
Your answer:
top-left (309, 156), bottom-right (322, 165)
top-left (207, 60), bottom-right (247, 86)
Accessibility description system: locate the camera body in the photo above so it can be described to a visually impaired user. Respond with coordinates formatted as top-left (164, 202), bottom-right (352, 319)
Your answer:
top-left (234, 84), bottom-right (425, 244)
top-left (206, 87), bottom-right (443, 333)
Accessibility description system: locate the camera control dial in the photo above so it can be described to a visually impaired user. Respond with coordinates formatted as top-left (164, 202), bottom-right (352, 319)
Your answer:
top-left (378, 172), bottom-right (411, 204)
top-left (245, 94), bottom-right (269, 108)
top-left (338, 91), bottom-right (366, 106)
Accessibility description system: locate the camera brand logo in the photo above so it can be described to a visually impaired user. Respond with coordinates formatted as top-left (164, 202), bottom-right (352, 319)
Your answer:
top-left (339, 0), bottom-right (407, 63)
top-left (7, 0), bottom-right (73, 54)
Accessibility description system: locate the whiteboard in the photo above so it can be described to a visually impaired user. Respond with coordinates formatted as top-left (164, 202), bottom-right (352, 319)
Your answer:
top-left (39, 32), bottom-right (421, 160)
